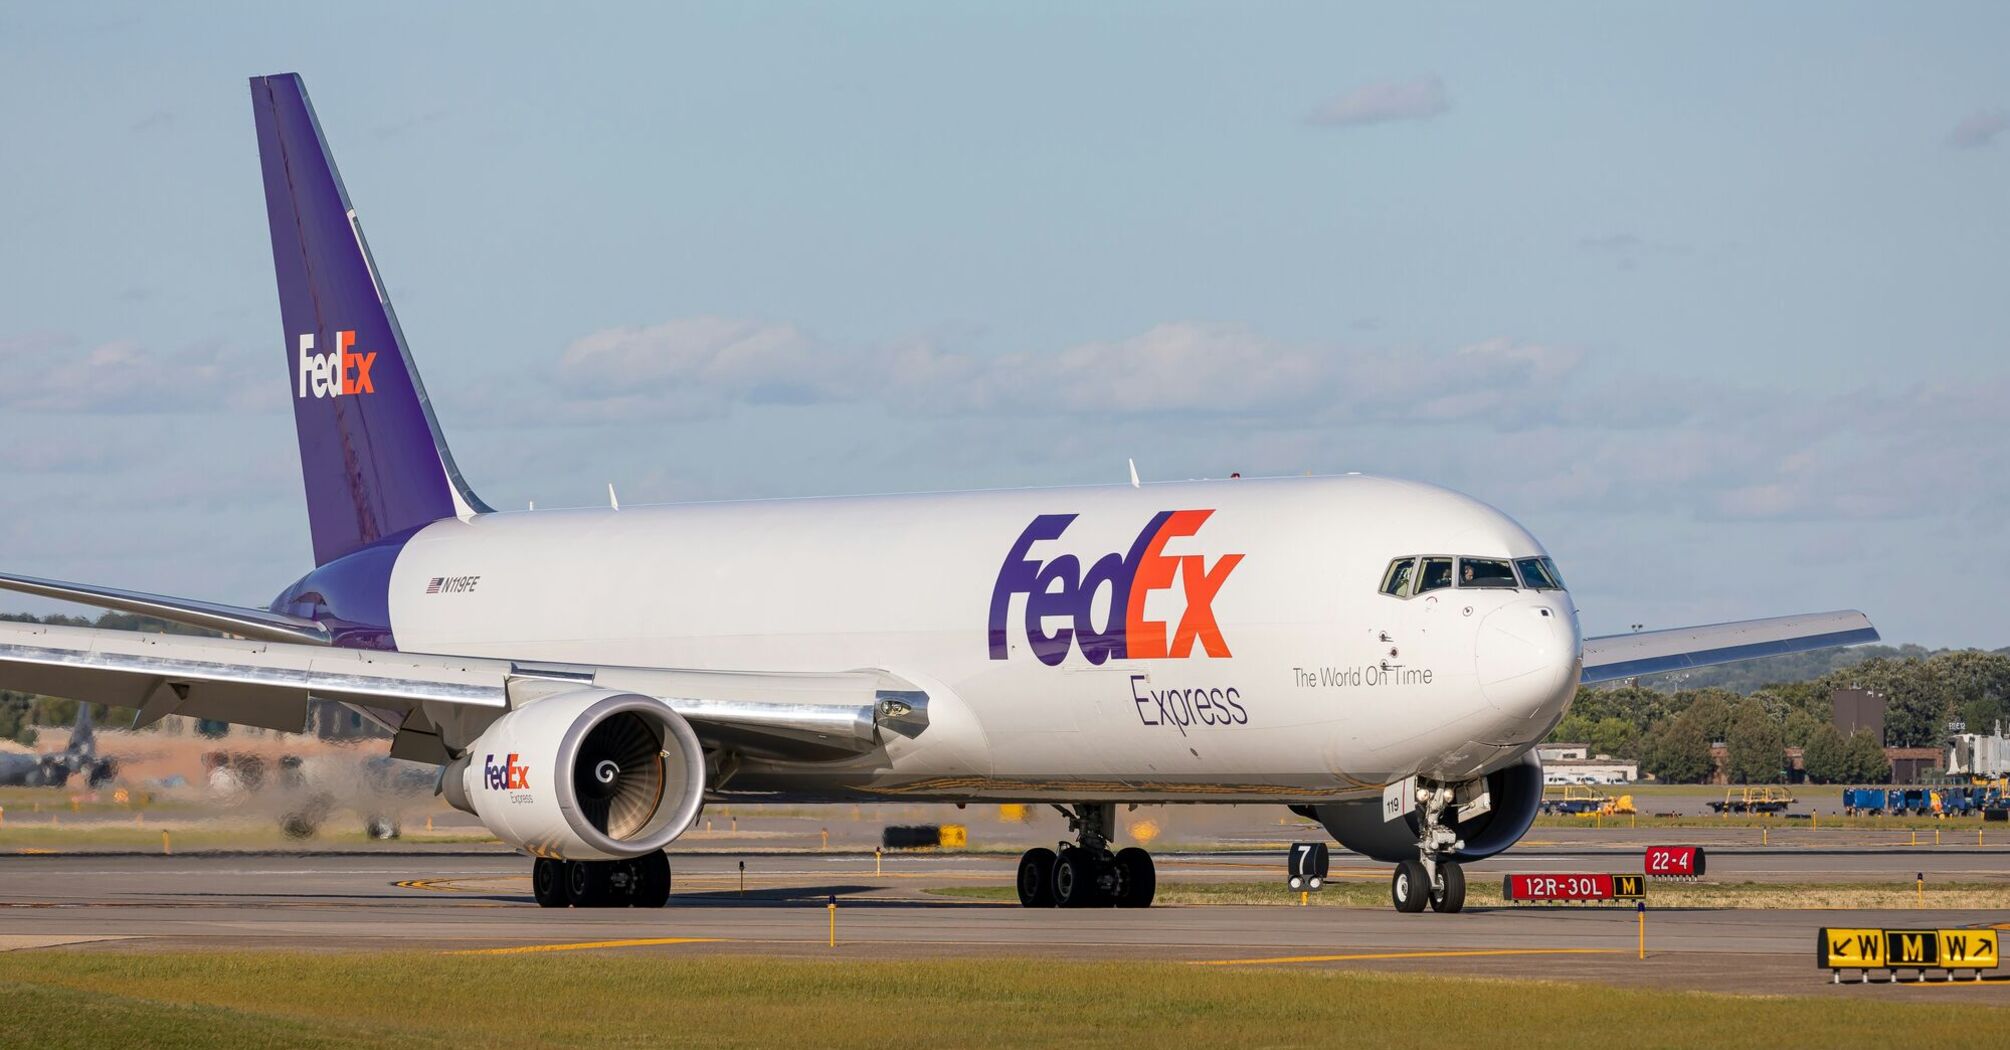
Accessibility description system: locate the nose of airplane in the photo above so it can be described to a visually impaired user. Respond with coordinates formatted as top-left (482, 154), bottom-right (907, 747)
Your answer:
top-left (1475, 597), bottom-right (1580, 722)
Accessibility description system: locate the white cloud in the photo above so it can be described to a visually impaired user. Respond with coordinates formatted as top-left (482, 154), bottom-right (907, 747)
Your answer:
top-left (1946, 107), bottom-right (2010, 149)
top-left (1304, 77), bottom-right (1450, 128)
top-left (545, 318), bottom-right (1585, 431)
top-left (449, 315), bottom-right (2009, 537)
top-left (0, 333), bottom-right (276, 414)
top-left (553, 317), bottom-right (825, 419)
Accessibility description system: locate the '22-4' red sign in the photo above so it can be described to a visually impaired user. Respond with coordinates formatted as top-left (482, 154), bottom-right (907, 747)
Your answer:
top-left (1644, 845), bottom-right (1705, 877)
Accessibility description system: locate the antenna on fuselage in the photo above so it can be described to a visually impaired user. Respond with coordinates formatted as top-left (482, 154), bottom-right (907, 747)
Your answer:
top-left (1127, 459), bottom-right (1141, 488)
top-left (607, 483), bottom-right (620, 511)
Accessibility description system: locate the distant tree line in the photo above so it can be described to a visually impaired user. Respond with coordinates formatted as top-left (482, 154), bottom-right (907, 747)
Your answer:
top-left (1552, 649), bottom-right (2010, 784)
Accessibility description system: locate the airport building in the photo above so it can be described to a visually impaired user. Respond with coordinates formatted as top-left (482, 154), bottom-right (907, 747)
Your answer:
top-left (1534, 743), bottom-right (1638, 783)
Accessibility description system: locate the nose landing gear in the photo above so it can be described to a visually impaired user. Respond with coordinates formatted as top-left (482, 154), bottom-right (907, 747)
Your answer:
top-left (1013, 803), bottom-right (1157, 908)
top-left (1390, 780), bottom-right (1468, 913)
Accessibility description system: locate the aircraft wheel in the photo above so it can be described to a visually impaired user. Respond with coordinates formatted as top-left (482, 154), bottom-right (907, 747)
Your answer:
top-left (1430, 861), bottom-right (1466, 913)
top-left (633, 851), bottom-right (672, 908)
top-left (532, 858), bottom-right (567, 908)
top-left (565, 859), bottom-right (612, 908)
top-left (1391, 858), bottom-right (1429, 913)
top-left (1016, 847), bottom-right (1058, 907)
top-left (1114, 847), bottom-right (1155, 908)
top-left (1052, 846), bottom-right (1102, 908)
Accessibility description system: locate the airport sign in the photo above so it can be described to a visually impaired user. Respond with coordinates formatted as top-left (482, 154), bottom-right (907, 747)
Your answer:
top-left (1286, 842), bottom-right (1329, 890)
top-left (1643, 845), bottom-right (1705, 878)
top-left (1818, 927), bottom-right (1999, 978)
top-left (1503, 873), bottom-right (1645, 902)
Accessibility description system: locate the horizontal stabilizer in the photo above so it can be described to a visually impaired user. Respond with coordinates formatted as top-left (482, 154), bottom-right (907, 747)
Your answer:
top-left (1580, 610), bottom-right (1879, 686)
top-left (0, 570), bottom-right (332, 645)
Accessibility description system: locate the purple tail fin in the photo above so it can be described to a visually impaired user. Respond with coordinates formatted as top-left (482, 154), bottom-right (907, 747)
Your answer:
top-left (250, 73), bottom-right (488, 566)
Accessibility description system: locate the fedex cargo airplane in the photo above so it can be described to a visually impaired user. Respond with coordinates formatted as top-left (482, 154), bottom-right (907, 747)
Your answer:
top-left (0, 74), bottom-right (1878, 913)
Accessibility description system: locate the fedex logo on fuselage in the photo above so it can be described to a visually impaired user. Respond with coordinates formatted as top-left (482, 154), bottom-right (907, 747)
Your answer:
top-left (989, 510), bottom-right (1244, 667)
top-left (295, 330), bottom-right (377, 399)
top-left (483, 753), bottom-right (530, 791)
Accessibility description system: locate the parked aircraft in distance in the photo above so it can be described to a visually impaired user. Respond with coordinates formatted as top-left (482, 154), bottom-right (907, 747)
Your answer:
top-left (0, 705), bottom-right (116, 789)
top-left (0, 74), bottom-right (1878, 912)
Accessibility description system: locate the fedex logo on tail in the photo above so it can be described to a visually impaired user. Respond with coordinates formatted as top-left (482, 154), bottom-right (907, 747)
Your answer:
top-left (295, 330), bottom-right (377, 398)
top-left (989, 510), bottom-right (1244, 667)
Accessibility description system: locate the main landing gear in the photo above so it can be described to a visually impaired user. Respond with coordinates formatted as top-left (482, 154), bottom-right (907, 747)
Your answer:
top-left (1390, 781), bottom-right (1466, 914)
top-left (1015, 803), bottom-right (1156, 908)
top-left (532, 852), bottom-right (672, 908)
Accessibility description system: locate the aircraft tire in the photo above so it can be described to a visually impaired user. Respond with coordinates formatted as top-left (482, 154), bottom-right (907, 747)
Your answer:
top-left (1391, 859), bottom-right (1429, 913)
top-left (532, 858), bottom-right (567, 908)
top-left (1016, 847), bottom-right (1058, 907)
top-left (565, 859), bottom-right (612, 908)
top-left (1429, 861), bottom-right (1466, 913)
top-left (633, 851), bottom-right (672, 908)
top-left (1114, 847), bottom-right (1156, 908)
top-left (1051, 847), bottom-right (1101, 908)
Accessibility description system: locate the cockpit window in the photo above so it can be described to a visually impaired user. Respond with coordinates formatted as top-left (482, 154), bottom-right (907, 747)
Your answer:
top-left (1458, 558), bottom-right (1518, 589)
top-left (1380, 558), bottom-right (1416, 597)
top-left (1515, 557), bottom-right (1562, 590)
top-left (1417, 557), bottom-right (1455, 593)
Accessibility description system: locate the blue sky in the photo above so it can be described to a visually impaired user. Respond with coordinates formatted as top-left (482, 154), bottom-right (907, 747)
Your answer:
top-left (2, 3), bottom-right (2006, 646)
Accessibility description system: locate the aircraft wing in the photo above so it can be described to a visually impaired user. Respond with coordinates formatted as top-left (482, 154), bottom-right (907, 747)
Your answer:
top-left (1579, 610), bottom-right (1879, 686)
top-left (0, 621), bottom-right (919, 764)
top-left (0, 570), bottom-right (333, 645)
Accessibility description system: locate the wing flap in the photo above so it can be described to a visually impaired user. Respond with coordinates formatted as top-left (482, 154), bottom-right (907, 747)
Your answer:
top-left (1579, 610), bottom-right (1879, 686)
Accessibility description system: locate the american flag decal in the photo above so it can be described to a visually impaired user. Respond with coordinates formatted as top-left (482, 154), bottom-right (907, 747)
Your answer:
top-left (427, 577), bottom-right (443, 594)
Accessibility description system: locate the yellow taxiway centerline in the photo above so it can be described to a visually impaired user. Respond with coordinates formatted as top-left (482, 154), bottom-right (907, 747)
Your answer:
top-left (446, 937), bottom-right (723, 956)
top-left (1192, 947), bottom-right (1622, 966)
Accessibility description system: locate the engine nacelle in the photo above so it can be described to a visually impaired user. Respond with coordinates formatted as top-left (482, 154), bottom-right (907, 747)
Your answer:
top-left (442, 688), bottom-right (705, 861)
top-left (1303, 751), bottom-right (1545, 864)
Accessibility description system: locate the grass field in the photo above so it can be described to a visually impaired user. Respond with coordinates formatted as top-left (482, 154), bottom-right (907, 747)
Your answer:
top-left (1529, 812), bottom-right (2004, 830)
top-left (931, 879), bottom-right (2010, 910)
top-left (0, 824), bottom-right (498, 851)
top-left (1574, 785), bottom-right (1844, 799)
top-left (1, 951), bottom-right (2003, 1048)
top-left (0, 786), bottom-right (198, 813)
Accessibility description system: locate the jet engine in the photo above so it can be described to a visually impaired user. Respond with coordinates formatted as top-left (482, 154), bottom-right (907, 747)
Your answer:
top-left (442, 688), bottom-right (705, 861)
top-left (1300, 751), bottom-right (1544, 863)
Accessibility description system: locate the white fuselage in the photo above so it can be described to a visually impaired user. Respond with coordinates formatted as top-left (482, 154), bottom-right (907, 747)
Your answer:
top-left (385, 475), bottom-right (1581, 804)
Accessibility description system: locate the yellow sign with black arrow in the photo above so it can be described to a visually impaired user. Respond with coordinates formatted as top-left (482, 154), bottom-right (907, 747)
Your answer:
top-left (1938, 929), bottom-right (1999, 968)
top-left (1818, 927), bottom-right (1999, 972)
top-left (1821, 928), bottom-right (1885, 969)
